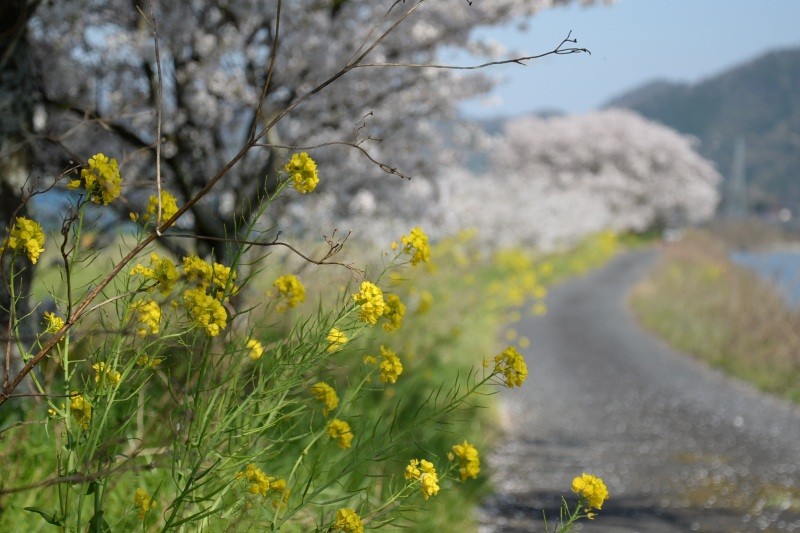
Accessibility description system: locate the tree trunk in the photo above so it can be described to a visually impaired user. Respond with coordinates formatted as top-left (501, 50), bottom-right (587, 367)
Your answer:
top-left (0, 0), bottom-right (37, 399)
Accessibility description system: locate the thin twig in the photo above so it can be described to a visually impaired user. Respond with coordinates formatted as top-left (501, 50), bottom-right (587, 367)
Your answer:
top-left (248, 0), bottom-right (282, 143)
top-left (254, 140), bottom-right (411, 180)
top-left (165, 232), bottom-right (364, 277)
top-left (139, 2), bottom-right (165, 234)
top-left (353, 31), bottom-right (590, 70)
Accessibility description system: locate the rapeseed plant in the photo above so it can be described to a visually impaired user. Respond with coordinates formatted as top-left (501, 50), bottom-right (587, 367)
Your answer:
top-left (0, 17), bottom-right (623, 527)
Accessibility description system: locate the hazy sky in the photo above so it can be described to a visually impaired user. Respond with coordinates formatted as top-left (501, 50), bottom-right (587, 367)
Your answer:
top-left (460, 0), bottom-right (800, 118)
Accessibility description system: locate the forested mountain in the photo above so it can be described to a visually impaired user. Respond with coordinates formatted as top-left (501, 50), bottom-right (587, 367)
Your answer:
top-left (605, 47), bottom-right (800, 213)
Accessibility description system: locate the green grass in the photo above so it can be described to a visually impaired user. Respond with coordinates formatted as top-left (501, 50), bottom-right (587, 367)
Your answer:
top-left (630, 230), bottom-right (800, 402)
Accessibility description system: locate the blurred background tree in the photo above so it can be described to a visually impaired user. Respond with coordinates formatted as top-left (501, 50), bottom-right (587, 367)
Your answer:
top-left (11, 0), bottom-right (602, 260)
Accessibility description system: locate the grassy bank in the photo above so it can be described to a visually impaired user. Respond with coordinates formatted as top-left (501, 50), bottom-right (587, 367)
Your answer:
top-left (630, 230), bottom-right (800, 402)
top-left (0, 230), bottom-right (620, 532)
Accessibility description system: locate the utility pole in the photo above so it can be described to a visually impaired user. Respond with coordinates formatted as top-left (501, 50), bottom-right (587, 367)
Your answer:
top-left (725, 137), bottom-right (748, 217)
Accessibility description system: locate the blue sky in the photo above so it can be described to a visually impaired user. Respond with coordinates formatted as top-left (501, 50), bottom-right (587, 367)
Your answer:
top-left (460, 0), bottom-right (800, 118)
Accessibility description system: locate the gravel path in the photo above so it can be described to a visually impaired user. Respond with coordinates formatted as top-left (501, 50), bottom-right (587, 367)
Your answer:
top-left (479, 249), bottom-right (800, 532)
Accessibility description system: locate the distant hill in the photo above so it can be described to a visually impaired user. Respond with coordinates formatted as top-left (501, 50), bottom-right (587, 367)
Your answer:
top-left (605, 47), bottom-right (800, 213)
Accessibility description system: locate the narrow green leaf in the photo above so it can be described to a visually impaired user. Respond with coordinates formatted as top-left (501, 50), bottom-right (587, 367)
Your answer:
top-left (23, 507), bottom-right (63, 526)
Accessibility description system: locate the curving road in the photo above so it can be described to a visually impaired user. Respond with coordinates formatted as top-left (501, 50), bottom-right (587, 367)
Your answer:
top-left (479, 249), bottom-right (800, 532)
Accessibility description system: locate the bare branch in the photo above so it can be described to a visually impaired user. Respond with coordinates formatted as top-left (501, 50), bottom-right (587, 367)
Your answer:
top-left (163, 231), bottom-right (364, 277)
top-left (138, 2), bottom-right (165, 233)
top-left (353, 31), bottom-right (590, 70)
top-left (255, 139), bottom-right (412, 181)
top-left (248, 0), bottom-right (282, 143)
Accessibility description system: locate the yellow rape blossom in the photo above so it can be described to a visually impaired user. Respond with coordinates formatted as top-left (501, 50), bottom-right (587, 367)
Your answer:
top-left (183, 287), bottom-right (227, 336)
top-left (310, 382), bottom-right (339, 416)
top-left (181, 256), bottom-right (238, 298)
top-left (79, 153), bottom-right (122, 205)
top-left (271, 274), bottom-right (306, 311)
top-left (327, 418), bottom-right (353, 449)
top-left (4, 217), bottom-right (45, 264)
top-left (130, 300), bottom-right (161, 337)
top-left (416, 290), bottom-right (433, 315)
top-left (246, 338), bottom-right (264, 360)
top-left (130, 252), bottom-right (180, 296)
top-left (133, 488), bottom-right (157, 520)
top-left (449, 441), bottom-right (481, 481)
top-left (352, 281), bottom-right (386, 325)
top-left (400, 226), bottom-right (431, 266)
top-left (326, 328), bottom-right (348, 353)
top-left (70, 392), bottom-right (91, 430)
top-left (404, 459), bottom-right (439, 500)
top-left (236, 464), bottom-right (286, 499)
top-left (271, 479), bottom-right (291, 510)
top-left (493, 346), bottom-right (528, 388)
top-left (285, 152), bottom-right (319, 193)
top-left (572, 473), bottom-right (610, 512)
top-left (136, 354), bottom-right (163, 368)
top-left (92, 362), bottom-right (121, 387)
top-left (141, 190), bottom-right (179, 224)
top-left (333, 508), bottom-right (364, 533)
top-left (182, 255), bottom-right (213, 286)
top-left (43, 311), bottom-right (65, 333)
top-left (381, 293), bottom-right (405, 332)
top-left (211, 262), bottom-right (238, 299)
top-left (374, 345), bottom-right (402, 384)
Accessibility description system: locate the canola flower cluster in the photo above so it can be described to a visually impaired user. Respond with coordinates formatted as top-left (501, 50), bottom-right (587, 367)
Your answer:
top-left (43, 311), bottom-right (65, 333)
top-left (352, 281), bottom-right (386, 325)
top-left (346, 227), bottom-right (428, 327)
top-left (130, 253), bottom-right (180, 296)
top-left (236, 464), bottom-right (289, 508)
top-left (363, 345), bottom-right (403, 384)
top-left (310, 381), bottom-right (339, 416)
top-left (69, 393), bottom-right (92, 431)
top-left (129, 252), bottom-right (238, 337)
top-left (404, 459), bottom-right (440, 500)
top-left (285, 151), bottom-right (319, 193)
top-left (449, 440), bottom-right (480, 481)
top-left (492, 346), bottom-right (528, 388)
top-left (381, 293), bottom-right (405, 332)
top-left (326, 327), bottom-right (348, 353)
top-left (133, 488), bottom-right (158, 520)
top-left (182, 255), bottom-right (238, 300)
top-left (139, 190), bottom-right (179, 224)
top-left (69, 153), bottom-right (123, 205)
top-left (92, 362), bottom-right (121, 387)
top-left (333, 507), bottom-right (363, 533)
top-left (400, 226), bottom-right (431, 266)
top-left (271, 274), bottom-right (306, 311)
top-left (130, 300), bottom-right (161, 337)
top-left (50, 365), bottom-right (120, 430)
top-left (2, 216), bottom-right (46, 264)
top-left (572, 473), bottom-right (610, 513)
top-left (246, 338), bottom-right (265, 360)
top-left (183, 287), bottom-right (227, 336)
top-left (327, 418), bottom-right (354, 449)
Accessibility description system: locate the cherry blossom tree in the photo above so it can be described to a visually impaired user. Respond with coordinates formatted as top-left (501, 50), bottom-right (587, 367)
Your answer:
top-left (435, 109), bottom-right (722, 249)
